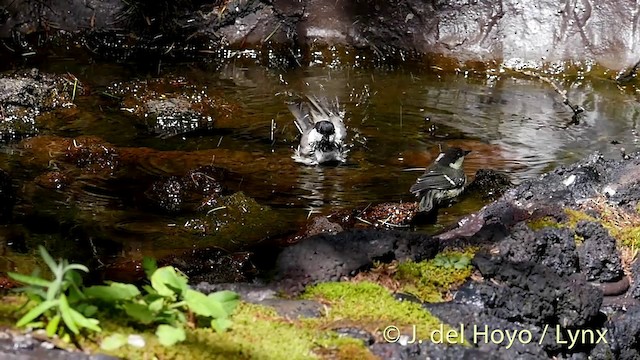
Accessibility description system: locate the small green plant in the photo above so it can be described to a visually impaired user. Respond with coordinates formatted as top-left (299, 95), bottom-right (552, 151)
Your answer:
top-left (431, 253), bottom-right (471, 270)
top-left (8, 246), bottom-right (101, 341)
top-left (85, 257), bottom-right (239, 349)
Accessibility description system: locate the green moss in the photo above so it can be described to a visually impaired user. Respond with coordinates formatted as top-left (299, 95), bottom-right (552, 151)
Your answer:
top-left (394, 249), bottom-right (476, 303)
top-left (301, 281), bottom-right (461, 345)
top-left (0, 295), bottom-right (25, 326)
top-left (526, 216), bottom-right (560, 231)
top-left (612, 226), bottom-right (640, 248)
top-left (3, 300), bottom-right (373, 360)
top-left (564, 208), bottom-right (598, 228)
top-left (75, 303), bottom-right (371, 360)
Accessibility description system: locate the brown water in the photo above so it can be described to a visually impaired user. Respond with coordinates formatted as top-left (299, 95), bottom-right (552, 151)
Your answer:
top-left (2, 57), bottom-right (640, 268)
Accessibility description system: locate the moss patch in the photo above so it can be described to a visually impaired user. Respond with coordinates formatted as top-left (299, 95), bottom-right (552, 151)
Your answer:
top-left (527, 216), bottom-right (560, 231)
top-left (301, 281), bottom-right (461, 345)
top-left (1, 297), bottom-right (374, 359)
top-left (395, 249), bottom-right (476, 303)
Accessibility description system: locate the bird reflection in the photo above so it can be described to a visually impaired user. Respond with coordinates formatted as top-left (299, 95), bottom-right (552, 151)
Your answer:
top-left (296, 165), bottom-right (348, 213)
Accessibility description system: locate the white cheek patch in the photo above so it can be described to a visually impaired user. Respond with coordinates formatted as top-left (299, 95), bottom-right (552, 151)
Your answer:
top-left (307, 129), bottom-right (323, 144)
top-left (449, 157), bottom-right (464, 170)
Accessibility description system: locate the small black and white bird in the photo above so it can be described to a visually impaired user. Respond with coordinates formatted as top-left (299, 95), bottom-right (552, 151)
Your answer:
top-left (288, 96), bottom-right (347, 166)
top-left (410, 147), bottom-right (471, 213)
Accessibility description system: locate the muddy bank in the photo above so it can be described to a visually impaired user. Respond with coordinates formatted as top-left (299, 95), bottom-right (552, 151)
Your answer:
top-left (2, 0), bottom-right (640, 71)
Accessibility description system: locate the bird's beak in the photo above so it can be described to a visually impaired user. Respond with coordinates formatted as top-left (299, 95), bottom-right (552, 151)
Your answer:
top-left (464, 150), bottom-right (472, 156)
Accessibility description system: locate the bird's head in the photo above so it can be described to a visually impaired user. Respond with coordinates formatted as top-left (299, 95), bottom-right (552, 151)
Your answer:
top-left (434, 147), bottom-right (471, 169)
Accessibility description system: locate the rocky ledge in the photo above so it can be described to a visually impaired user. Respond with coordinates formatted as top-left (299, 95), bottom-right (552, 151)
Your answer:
top-left (195, 149), bottom-right (640, 359)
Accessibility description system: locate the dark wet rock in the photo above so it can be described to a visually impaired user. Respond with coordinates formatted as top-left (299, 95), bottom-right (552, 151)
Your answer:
top-left (334, 327), bottom-right (375, 346)
top-left (274, 229), bottom-right (440, 294)
top-left (466, 169), bottom-right (514, 200)
top-left (64, 136), bottom-right (119, 175)
top-left (0, 69), bottom-right (83, 143)
top-left (472, 254), bottom-right (602, 328)
top-left (0, 329), bottom-right (117, 360)
top-left (576, 221), bottom-right (624, 283)
top-left (34, 171), bottom-right (72, 190)
top-left (629, 258), bottom-right (640, 300)
top-left (370, 340), bottom-right (497, 360)
top-left (0, 169), bottom-right (13, 223)
top-left (325, 202), bottom-right (418, 231)
top-left (160, 247), bottom-right (256, 284)
top-left (438, 151), bottom-right (640, 247)
top-left (143, 165), bottom-right (227, 214)
top-left (589, 307), bottom-right (640, 360)
top-left (498, 223), bottom-right (578, 277)
top-left (424, 301), bottom-right (553, 357)
top-left (105, 77), bottom-right (239, 138)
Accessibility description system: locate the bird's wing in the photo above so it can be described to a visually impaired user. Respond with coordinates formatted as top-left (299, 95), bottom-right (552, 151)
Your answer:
top-left (409, 170), bottom-right (464, 193)
top-left (288, 102), bottom-right (314, 134)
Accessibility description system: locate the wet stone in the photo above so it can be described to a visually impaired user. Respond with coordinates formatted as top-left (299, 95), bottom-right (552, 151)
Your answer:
top-left (274, 228), bottom-right (440, 295)
top-left (160, 247), bottom-right (257, 284)
top-left (144, 165), bottom-right (228, 214)
top-left (105, 77), bottom-right (239, 138)
top-left (628, 258), bottom-right (640, 300)
top-left (465, 169), bottom-right (514, 200)
top-left (576, 221), bottom-right (624, 283)
top-left (589, 306), bottom-right (640, 360)
top-left (471, 254), bottom-right (602, 328)
top-left (0, 68), bottom-right (83, 143)
top-left (498, 223), bottom-right (579, 277)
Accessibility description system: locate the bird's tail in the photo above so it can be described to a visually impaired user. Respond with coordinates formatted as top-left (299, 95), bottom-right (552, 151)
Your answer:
top-left (288, 96), bottom-right (342, 134)
top-left (417, 191), bottom-right (436, 213)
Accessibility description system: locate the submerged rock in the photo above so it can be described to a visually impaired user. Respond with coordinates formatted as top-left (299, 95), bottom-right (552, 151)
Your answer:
top-left (0, 69), bottom-right (83, 143)
top-left (105, 77), bottom-right (240, 138)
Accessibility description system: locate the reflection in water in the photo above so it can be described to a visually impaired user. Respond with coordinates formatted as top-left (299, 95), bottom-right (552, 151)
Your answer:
top-left (296, 165), bottom-right (348, 210)
top-left (13, 60), bottom-right (640, 233)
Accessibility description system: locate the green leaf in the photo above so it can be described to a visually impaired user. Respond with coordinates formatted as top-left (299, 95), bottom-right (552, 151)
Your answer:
top-left (59, 294), bottom-right (79, 334)
top-left (38, 246), bottom-right (58, 273)
top-left (208, 291), bottom-right (240, 315)
top-left (16, 300), bottom-right (58, 327)
top-left (142, 257), bottom-right (158, 279)
top-left (45, 314), bottom-right (61, 337)
top-left (82, 305), bottom-right (98, 317)
top-left (69, 308), bottom-right (101, 332)
top-left (123, 303), bottom-right (155, 324)
top-left (155, 325), bottom-right (185, 347)
top-left (211, 317), bottom-right (233, 333)
top-left (7, 272), bottom-right (51, 287)
top-left (63, 264), bottom-right (89, 273)
top-left (148, 298), bottom-right (164, 313)
top-left (142, 285), bottom-right (157, 295)
top-left (183, 289), bottom-right (213, 317)
top-left (101, 333), bottom-right (127, 351)
top-left (151, 267), bottom-right (188, 297)
top-left (85, 283), bottom-right (141, 302)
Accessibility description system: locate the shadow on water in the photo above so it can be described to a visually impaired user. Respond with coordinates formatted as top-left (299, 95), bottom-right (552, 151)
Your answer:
top-left (2, 57), bottom-right (640, 275)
